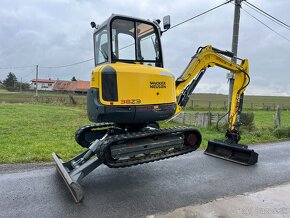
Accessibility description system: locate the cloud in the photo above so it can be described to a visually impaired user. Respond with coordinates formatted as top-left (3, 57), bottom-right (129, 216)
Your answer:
top-left (0, 0), bottom-right (289, 96)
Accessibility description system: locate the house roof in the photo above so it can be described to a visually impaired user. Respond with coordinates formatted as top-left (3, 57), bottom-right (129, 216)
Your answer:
top-left (75, 80), bottom-right (90, 91)
top-left (53, 80), bottom-right (90, 92)
top-left (31, 79), bottom-right (56, 83)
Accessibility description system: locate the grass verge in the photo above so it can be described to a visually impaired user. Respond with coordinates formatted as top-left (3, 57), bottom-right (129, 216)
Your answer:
top-left (0, 103), bottom-right (289, 164)
top-left (0, 104), bottom-right (88, 163)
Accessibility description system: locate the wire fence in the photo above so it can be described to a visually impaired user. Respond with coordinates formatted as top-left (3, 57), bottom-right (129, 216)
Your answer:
top-left (1, 91), bottom-right (290, 111)
top-left (185, 99), bottom-right (290, 111)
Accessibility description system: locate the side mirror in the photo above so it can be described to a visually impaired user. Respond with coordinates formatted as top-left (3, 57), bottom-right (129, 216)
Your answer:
top-left (163, 15), bottom-right (171, 30)
top-left (90, 21), bottom-right (97, 29)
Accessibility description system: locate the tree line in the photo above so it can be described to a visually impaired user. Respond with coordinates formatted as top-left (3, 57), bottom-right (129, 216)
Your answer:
top-left (0, 72), bottom-right (30, 91)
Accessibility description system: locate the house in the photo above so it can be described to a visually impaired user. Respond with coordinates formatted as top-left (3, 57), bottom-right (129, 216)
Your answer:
top-left (53, 80), bottom-right (90, 94)
top-left (30, 79), bottom-right (56, 91)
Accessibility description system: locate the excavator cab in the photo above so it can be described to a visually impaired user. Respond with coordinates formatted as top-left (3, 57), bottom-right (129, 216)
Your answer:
top-left (87, 15), bottom-right (177, 124)
top-left (92, 15), bottom-right (163, 67)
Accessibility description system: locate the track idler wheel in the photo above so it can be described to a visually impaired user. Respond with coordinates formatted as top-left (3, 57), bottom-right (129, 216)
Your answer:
top-left (184, 130), bottom-right (202, 151)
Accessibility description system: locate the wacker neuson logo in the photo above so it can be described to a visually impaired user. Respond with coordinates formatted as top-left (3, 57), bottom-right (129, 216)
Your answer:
top-left (150, 81), bottom-right (166, 88)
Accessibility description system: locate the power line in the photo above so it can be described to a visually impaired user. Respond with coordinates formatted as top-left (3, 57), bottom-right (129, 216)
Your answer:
top-left (119, 34), bottom-right (154, 51)
top-left (119, 1), bottom-right (234, 51)
top-left (0, 57), bottom-right (94, 70)
top-left (241, 7), bottom-right (290, 42)
top-left (243, 3), bottom-right (290, 31)
top-left (22, 68), bottom-right (37, 80)
top-left (0, 65), bottom-right (35, 70)
top-left (39, 58), bottom-right (93, 69)
top-left (169, 0), bottom-right (233, 30)
top-left (1, 2), bottom-right (233, 70)
top-left (244, 1), bottom-right (290, 30)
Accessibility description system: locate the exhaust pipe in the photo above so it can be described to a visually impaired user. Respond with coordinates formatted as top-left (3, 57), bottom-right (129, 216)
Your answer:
top-left (204, 140), bottom-right (258, 165)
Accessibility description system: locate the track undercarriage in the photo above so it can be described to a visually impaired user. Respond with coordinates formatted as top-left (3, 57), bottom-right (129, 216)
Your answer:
top-left (52, 123), bottom-right (202, 202)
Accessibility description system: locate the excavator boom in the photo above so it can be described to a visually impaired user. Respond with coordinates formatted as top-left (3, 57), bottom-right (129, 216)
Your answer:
top-left (175, 45), bottom-right (258, 165)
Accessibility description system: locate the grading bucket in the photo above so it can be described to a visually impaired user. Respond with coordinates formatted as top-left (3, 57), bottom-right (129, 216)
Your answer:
top-left (204, 140), bottom-right (258, 165)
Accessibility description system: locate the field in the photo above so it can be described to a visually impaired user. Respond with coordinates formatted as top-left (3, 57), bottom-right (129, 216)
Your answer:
top-left (1, 90), bottom-right (290, 110)
top-left (187, 93), bottom-right (290, 110)
top-left (1, 103), bottom-right (290, 164)
top-left (0, 104), bottom-right (86, 163)
top-left (0, 90), bottom-right (86, 105)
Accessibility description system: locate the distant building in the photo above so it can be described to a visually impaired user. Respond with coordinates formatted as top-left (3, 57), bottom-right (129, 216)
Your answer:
top-left (53, 80), bottom-right (90, 94)
top-left (30, 79), bottom-right (56, 91)
top-left (30, 79), bottom-right (90, 94)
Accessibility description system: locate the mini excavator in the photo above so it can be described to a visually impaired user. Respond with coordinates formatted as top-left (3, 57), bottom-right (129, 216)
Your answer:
top-left (52, 14), bottom-right (258, 203)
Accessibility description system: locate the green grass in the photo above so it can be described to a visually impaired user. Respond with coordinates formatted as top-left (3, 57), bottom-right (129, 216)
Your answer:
top-left (253, 110), bottom-right (290, 128)
top-left (0, 104), bottom-right (88, 163)
top-left (181, 109), bottom-right (290, 146)
top-left (0, 103), bottom-right (290, 164)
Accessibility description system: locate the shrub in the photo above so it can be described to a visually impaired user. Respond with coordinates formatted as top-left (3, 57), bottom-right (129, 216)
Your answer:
top-left (273, 126), bottom-right (290, 138)
top-left (240, 112), bottom-right (254, 126)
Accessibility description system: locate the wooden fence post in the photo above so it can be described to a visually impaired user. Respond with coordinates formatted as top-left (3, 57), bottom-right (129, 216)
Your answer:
top-left (69, 94), bottom-right (76, 105)
top-left (182, 112), bottom-right (186, 124)
top-left (273, 105), bottom-right (281, 128)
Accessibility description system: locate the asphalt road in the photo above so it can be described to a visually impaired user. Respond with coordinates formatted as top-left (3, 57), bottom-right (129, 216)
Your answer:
top-left (1, 141), bottom-right (290, 218)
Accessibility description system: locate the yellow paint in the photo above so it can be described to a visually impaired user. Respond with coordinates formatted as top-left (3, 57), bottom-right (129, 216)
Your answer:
top-left (175, 45), bottom-right (249, 130)
top-left (91, 62), bottom-right (176, 106)
top-left (91, 45), bottom-right (250, 132)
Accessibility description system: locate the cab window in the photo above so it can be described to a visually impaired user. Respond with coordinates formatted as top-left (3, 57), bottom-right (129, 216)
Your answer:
top-left (112, 20), bottom-right (135, 60)
top-left (111, 18), bottom-right (162, 67)
top-left (94, 27), bottom-right (108, 65)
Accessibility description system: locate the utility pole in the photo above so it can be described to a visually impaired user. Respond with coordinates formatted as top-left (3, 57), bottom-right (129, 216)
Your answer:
top-left (20, 77), bottom-right (22, 92)
top-left (228, 0), bottom-right (242, 112)
top-left (36, 65), bottom-right (39, 96)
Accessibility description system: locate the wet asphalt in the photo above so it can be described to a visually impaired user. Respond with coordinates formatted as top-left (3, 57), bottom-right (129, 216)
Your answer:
top-left (0, 141), bottom-right (290, 218)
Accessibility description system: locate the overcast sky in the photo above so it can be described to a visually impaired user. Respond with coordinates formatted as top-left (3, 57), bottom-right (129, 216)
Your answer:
top-left (0, 0), bottom-right (289, 96)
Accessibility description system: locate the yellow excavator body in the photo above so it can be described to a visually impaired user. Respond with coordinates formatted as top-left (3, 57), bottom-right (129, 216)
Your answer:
top-left (90, 63), bottom-right (176, 106)
top-left (52, 14), bottom-right (258, 203)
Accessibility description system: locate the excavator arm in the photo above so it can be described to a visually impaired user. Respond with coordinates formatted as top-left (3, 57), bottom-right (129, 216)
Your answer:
top-left (175, 45), bottom-right (249, 138)
top-left (174, 45), bottom-right (258, 165)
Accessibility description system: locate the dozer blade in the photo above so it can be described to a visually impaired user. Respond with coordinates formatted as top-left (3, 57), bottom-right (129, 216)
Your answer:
top-left (204, 140), bottom-right (258, 165)
top-left (52, 152), bottom-right (84, 203)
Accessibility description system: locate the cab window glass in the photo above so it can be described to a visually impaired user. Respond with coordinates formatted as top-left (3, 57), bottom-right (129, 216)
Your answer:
top-left (137, 22), bottom-right (160, 63)
top-left (112, 19), bottom-right (135, 60)
top-left (110, 18), bottom-right (162, 67)
top-left (94, 27), bottom-right (108, 65)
